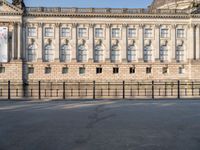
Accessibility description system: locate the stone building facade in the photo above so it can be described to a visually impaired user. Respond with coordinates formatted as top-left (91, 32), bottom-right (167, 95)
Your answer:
top-left (1, 0), bottom-right (200, 83)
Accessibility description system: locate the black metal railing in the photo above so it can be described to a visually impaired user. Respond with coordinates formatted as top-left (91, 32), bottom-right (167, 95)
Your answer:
top-left (1, 80), bottom-right (200, 100)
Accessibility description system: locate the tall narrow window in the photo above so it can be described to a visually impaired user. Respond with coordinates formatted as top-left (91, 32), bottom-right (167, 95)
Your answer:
top-left (44, 45), bottom-right (54, 62)
top-left (160, 46), bottom-right (168, 62)
top-left (161, 29), bottom-right (169, 38)
top-left (176, 46), bottom-right (184, 62)
top-left (78, 28), bottom-right (87, 38)
top-left (177, 29), bottom-right (185, 38)
top-left (45, 27), bottom-right (54, 37)
top-left (144, 46), bottom-right (152, 62)
top-left (94, 45), bottom-right (103, 62)
top-left (128, 28), bottom-right (136, 38)
top-left (127, 45), bottom-right (136, 62)
top-left (28, 44), bottom-right (36, 62)
top-left (60, 45), bottom-right (70, 62)
top-left (28, 27), bottom-right (36, 37)
top-left (78, 45), bottom-right (87, 62)
top-left (112, 28), bottom-right (120, 38)
top-left (95, 28), bottom-right (103, 38)
top-left (144, 29), bottom-right (153, 38)
top-left (61, 28), bottom-right (70, 37)
top-left (111, 45), bottom-right (120, 62)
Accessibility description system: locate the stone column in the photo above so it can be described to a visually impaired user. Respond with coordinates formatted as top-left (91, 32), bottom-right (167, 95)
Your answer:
top-left (122, 24), bottom-right (127, 62)
top-left (188, 24), bottom-right (195, 60)
top-left (171, 24), bottom-right (176, 62)
top-left (155, 24), bottom-right (160, 61)
top-left (22, 23), bottom-right (26, 60)
top-left (105, 24), bottom-right (111, 62)
top-left (12, 23), bottom-right (16, 60)
top-left (37, 23), bottom-right (43, 61)
top-left (71, 23), bottom-right (77, 62)
top-left (138, 24), bottom-right (144, 62)
top-left (17, 22), bottom-right (22, 60)
top-left (55, 23), bottom-right (60, 61)
top-left (88, 24), bottom-right (94, 62)
top-left (196, 25), bottom-right (200, 60)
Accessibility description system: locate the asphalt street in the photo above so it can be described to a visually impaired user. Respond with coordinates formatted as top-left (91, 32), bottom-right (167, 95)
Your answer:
top-left (0, 100), bottom-right (200, 150)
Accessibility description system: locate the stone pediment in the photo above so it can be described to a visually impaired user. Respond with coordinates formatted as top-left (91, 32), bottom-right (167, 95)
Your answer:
top-left (0, 0), bottom-right (23, 14)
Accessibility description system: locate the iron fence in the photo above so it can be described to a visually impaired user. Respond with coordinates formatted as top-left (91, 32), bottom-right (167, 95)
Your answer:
top-left (0, 80), bottom-right (200, 100)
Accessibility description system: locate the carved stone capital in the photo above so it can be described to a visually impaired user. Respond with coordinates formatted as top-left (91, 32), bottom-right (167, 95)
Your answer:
top-left (139, 24), bottom-right (144, 29)
top-left (155, 24), bottom-right (161, 29)
top-left (55, 23), bottom-right (61, 28)
top-left (89, 24), bottom-right (95, 28)
top-left (122, 24), bottom-right (128, 28)
top-left (38, 23), bottom-right (43, 27)
top-left (170, 24), bottom-right (177, 29)
top-left (105, 23), bottom-right (111, 28)
top-left (72, 23), bottom-right (78, 28)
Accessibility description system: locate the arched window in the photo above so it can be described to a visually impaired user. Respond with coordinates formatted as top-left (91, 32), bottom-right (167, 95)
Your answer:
top-left (160, 46), bottom-right (168, 61)
top-left (144, 46), bottom-right (152, 62)
top-left (94, 45), bottom-right (103, 62)
top-left (60, 44), bottom-right (70, 62)
top-left (44, 44), bottom-right (53, 62)
top-left (127, 45), bottom-right (136, 62)
top-left (111, 45), bottom-right (120, 62)
top-left (27, 44), bottom-right (36, 62)
top-left (176, 46), bottom-right (184, 61)
top-left (78, 45), bottom-right (87, 62)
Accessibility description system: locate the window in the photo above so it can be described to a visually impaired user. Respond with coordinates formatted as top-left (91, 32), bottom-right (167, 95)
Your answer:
top-left (161, 29), bottom-right (169, 38)
top-left (176, 46), bottom-right (184, 62)
top-left (45, 67), bottom-right (51, 74)
top-left (130, 67), bottom-right (135, 74)
top-left (144, 29), bottom-right (153, 38)
top-left (28, 27), bottom-right (36, 37)
top-left (45, 27), bottom-right (54, 37)
top-left (62, 67), bottom-right (68, 74)
top-left (160, 46), bottom-right (168, 62)
top-left (112, 28), bottom-right (120, 38)
top-left (79, 67), bottom-right (85, 75)
top-left (113, 67), bottom-right (119, 74)
top-left (28, 67), bottom-right (34, 74)
top-left (0, 67), bottom-right (5, 73)
top-left (162, 67), bottom-right (168, 74)
top-left (44, 45), bottom-right (54, 62)
top-left (60, 45), bottom-right (70, 62)
top-left (95, 28), bottom-right (103, 38)
top-left (146, 67), bottom-right (152, 74)
top-left (78, 45), bottom-right (87, 62)
top-left (94, 45), bottom-right (103, 62)
top-left (28, 44), bottom-right (36, 62)
top-left (179, 67), bottom-right (185, 74)
top-left (61, 28), bottom-right (70, 37)
top-left (127, 45), bottom-right (136, 62)
top-left (128, 28), bottom-right (136, 38)
top-left (111, 45), bottom-right (120, 62)
top-left (177, 29), bottom-right (185, 38)
top-left (144, 46), bottom-right (152, 62)
top-left (96, 67), bottom-right (102, 74)
top-left (78, 28), bottom-right (87, 38)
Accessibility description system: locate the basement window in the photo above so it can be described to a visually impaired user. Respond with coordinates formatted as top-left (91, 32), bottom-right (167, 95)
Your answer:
top-left (0, 67), bottom-right (5, 73)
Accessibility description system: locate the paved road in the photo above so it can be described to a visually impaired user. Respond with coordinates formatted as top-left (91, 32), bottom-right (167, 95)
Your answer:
top-left (0, 100), bottom-right (200, 150)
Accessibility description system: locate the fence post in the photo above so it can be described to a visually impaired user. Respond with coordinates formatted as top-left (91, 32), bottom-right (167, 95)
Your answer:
top-left (192, 81), bottom-right (194, 96)
top-left (123, 81), bottom-right (125, 99)
top-left (38, 81), bottom-right (41, 100)
top-left (152, 81), bottom-right (154, 100)
top-left (177, 80), bottom-right (180, 99)
top-left (8, 80), bottom-right (10, 100)
top-left (93, 81), bottom-right (95, 100)
top-left (63, 82), bottom-right (66, 100)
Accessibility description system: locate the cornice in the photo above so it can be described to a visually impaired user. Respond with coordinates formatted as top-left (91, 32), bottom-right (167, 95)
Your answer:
top-left (24, 12), bottom-right (191, 19)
